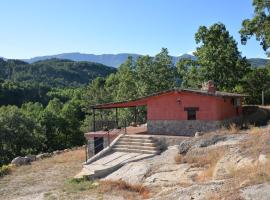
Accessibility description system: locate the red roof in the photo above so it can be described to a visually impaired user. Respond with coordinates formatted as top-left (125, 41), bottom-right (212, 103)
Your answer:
top-left (91, 88), bottom-right (246, 109)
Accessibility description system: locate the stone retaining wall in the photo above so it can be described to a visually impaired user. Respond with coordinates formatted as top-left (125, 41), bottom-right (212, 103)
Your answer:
top-left (148, 117), bottom-right (242, 136)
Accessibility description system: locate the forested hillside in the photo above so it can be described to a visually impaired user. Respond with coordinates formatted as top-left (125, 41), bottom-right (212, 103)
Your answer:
top-left (0, 58), bottom-right (116, 87)
top-left (248, 58), bottom-right (269, 68)
top-left (0, 59), bottom-right (116, 166)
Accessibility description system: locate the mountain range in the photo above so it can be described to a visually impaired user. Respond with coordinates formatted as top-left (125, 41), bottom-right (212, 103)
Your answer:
top-left (17, 53), bottom-right (197, 67)
top-left (1, 52), bottom-right (268, 68)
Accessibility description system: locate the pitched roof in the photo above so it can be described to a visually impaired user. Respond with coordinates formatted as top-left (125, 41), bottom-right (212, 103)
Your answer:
top-left (91, 88), bottom-right (247, 109)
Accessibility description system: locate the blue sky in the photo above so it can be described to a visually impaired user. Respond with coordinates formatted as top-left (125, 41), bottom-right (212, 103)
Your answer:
top-left (0, 0), bottom-right (268, 59)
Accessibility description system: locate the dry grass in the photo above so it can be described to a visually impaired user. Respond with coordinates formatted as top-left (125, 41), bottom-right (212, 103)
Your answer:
top-left (229, 160), bottom-right (270, 187)
top-left (174, 154), bottom-right (184, 164)
top-left (0, 148), bottom-right (150, 200)
top-left (206, 160), bottom-right (270, 200)
top-left (175, 147), bottom-right (225, 182)
top-left (0, 148), bottom-right (91, 200)
top-left (227, 123), bottom-right (241, 134)
top-left (205, 127), bottom-right (270, 199)
top-left (99, 180), bottom-right (150, 199)
top-left (192, 149), bottom-right (225, 182)
top-left (248, 125), bottom-right (263, 135)
top-left (184, 148), bottom-right (225, 168)
top-left (240, 131), bottom-right (270, 158)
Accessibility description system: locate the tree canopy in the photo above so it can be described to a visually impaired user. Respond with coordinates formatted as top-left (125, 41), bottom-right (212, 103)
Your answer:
top-left (194, 23), bottom-right (251, 91)
top-left (240, 0), bottom-right (270, 53)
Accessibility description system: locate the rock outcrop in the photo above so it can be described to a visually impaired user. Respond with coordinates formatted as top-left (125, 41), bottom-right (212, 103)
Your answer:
top-left (11, 157), bottom-right (31, 166)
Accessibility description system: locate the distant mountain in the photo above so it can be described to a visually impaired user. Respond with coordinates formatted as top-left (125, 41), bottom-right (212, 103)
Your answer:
top-left (21, 52), bottom-right (197, 68)
top-left (1, 52), bottom-right (268, 68)
top-left (0, 58), bottom-right (116, 87)
top-left (23, 53), bottom-right (141, 68)
top-left (247, 58), bottom-right (269, 68)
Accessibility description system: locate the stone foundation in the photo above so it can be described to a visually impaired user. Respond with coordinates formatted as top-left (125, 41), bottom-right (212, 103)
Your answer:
top-left (148, 118), bottom-right (242, 136)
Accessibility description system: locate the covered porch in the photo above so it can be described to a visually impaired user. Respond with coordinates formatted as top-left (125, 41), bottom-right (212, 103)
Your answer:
top-left (90, 97), bottom-right (149, 133)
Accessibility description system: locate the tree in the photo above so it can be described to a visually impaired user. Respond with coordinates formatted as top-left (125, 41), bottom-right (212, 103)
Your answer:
top-left (136, 48), bottom-right (176, 96)
top-left (152, 48), bottom-right (176, 92)
top-left (195, 23), bottom-right (251, 91)
top-left (112, 56), bottom-right (137, 101)
top-left (136, 55), bottom-right (155, 96)
top-left (0, 106), bottom-right (45, 165)
top-left (61, 100), bottom-right (84, 147)
top-left (240, 0), bottom-right (270, 53)
top-left (238, 68), bottom-right (270, 104)
top-left (39, 98), bottom-right (66, 151)
top-left (176, 58), bottom-right (200, 88)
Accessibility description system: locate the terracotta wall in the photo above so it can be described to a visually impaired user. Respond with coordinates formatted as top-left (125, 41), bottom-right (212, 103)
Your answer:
top-left (147, 91), bottom-right (242, 121)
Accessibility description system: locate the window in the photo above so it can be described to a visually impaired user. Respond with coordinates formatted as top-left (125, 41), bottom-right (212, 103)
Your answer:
top-left (187, 110), bottom-right (196, 120)
top-left (184, 107), bottom-right (198, 120)
top-left (231, 98), bottom-right (241, 107)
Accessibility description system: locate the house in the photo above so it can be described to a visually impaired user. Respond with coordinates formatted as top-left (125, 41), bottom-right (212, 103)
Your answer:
top-left (90, 81), bottom-right (245, 136)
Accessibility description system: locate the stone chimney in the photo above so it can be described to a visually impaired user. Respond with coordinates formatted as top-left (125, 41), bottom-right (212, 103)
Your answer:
top-left (201, 80), bottom-right (216, 93)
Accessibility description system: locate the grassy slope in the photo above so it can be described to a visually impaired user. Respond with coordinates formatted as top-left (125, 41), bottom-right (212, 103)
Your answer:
top-left (0, 148), bottom-right (145, 200)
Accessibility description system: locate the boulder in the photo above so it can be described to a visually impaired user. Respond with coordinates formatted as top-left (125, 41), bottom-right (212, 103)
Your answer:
top-left (213, 148), bottom-right (255, 180)
top-left (53, 150), bottom-right (61, 155)
top-left (11, 156), bottom-right (31, 166)
top-left (194, 131), bottom-right (203, 137)
top-left (36, 153), bottom-right (52, 160)
top-left (25, 155), bottom-right (36, 162)
top-left (196, 135), bottom-right (227, 148)
top-left (151, 180), bottom-right (224, 200)
top-left (178, 140), bottom-right (192, 154)
top-left (180, 134), bottom-right (244, 153)
top-left (241, 184), bottom-right (270, 200)
top-left (258, 154), bottom-right (268, 165)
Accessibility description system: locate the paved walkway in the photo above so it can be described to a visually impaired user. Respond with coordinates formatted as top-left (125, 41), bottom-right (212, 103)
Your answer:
top-left (75, 151), bottom-right (155, 179)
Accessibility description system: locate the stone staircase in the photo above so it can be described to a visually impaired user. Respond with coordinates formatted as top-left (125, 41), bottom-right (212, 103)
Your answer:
top-left (112, 135), bottom-right (161, 155)
top-left (75, 134), bottom-right (161, 179)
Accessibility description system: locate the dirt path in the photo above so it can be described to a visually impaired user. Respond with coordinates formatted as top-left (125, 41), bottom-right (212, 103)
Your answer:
top-left (0, 149), bottom-right (100, 200)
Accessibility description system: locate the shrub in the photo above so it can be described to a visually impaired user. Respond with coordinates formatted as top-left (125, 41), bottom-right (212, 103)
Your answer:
top-left (65, 178), bottom-right (97, 192)
top-left (174, 154), bottom-right (184, 164)
top-left (99, 180), bottom-right (150, 199)
top-left (228, 123), bottom-right (240, 134)
top-left (0, 164), bottom-right (14, 177)
top-left (249, 126), bottom-right (262, 135)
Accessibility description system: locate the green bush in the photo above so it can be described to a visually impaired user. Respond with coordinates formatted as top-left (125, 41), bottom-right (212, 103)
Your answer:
top-left (0, 164), bottom-right (13, 177)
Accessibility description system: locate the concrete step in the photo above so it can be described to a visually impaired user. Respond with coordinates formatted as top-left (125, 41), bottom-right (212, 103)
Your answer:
top-left (118, 137), bottom-right (155, 143)
top-left (113, 144), bottom-right (160, 151)
top-left (116, 141), bottom-right (157, 147)
top-left (112, 147), bottom-right (160, 155)
top-left (122, 135), bottom-right (154, 139)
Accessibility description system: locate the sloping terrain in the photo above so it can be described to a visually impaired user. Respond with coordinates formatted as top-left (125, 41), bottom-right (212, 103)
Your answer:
top-left (0, 148), bottom-right (147, 200)
top-left (1, 125), bottom-right (270, 200)
top-left (103, 126), bottom-right (270, 200)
